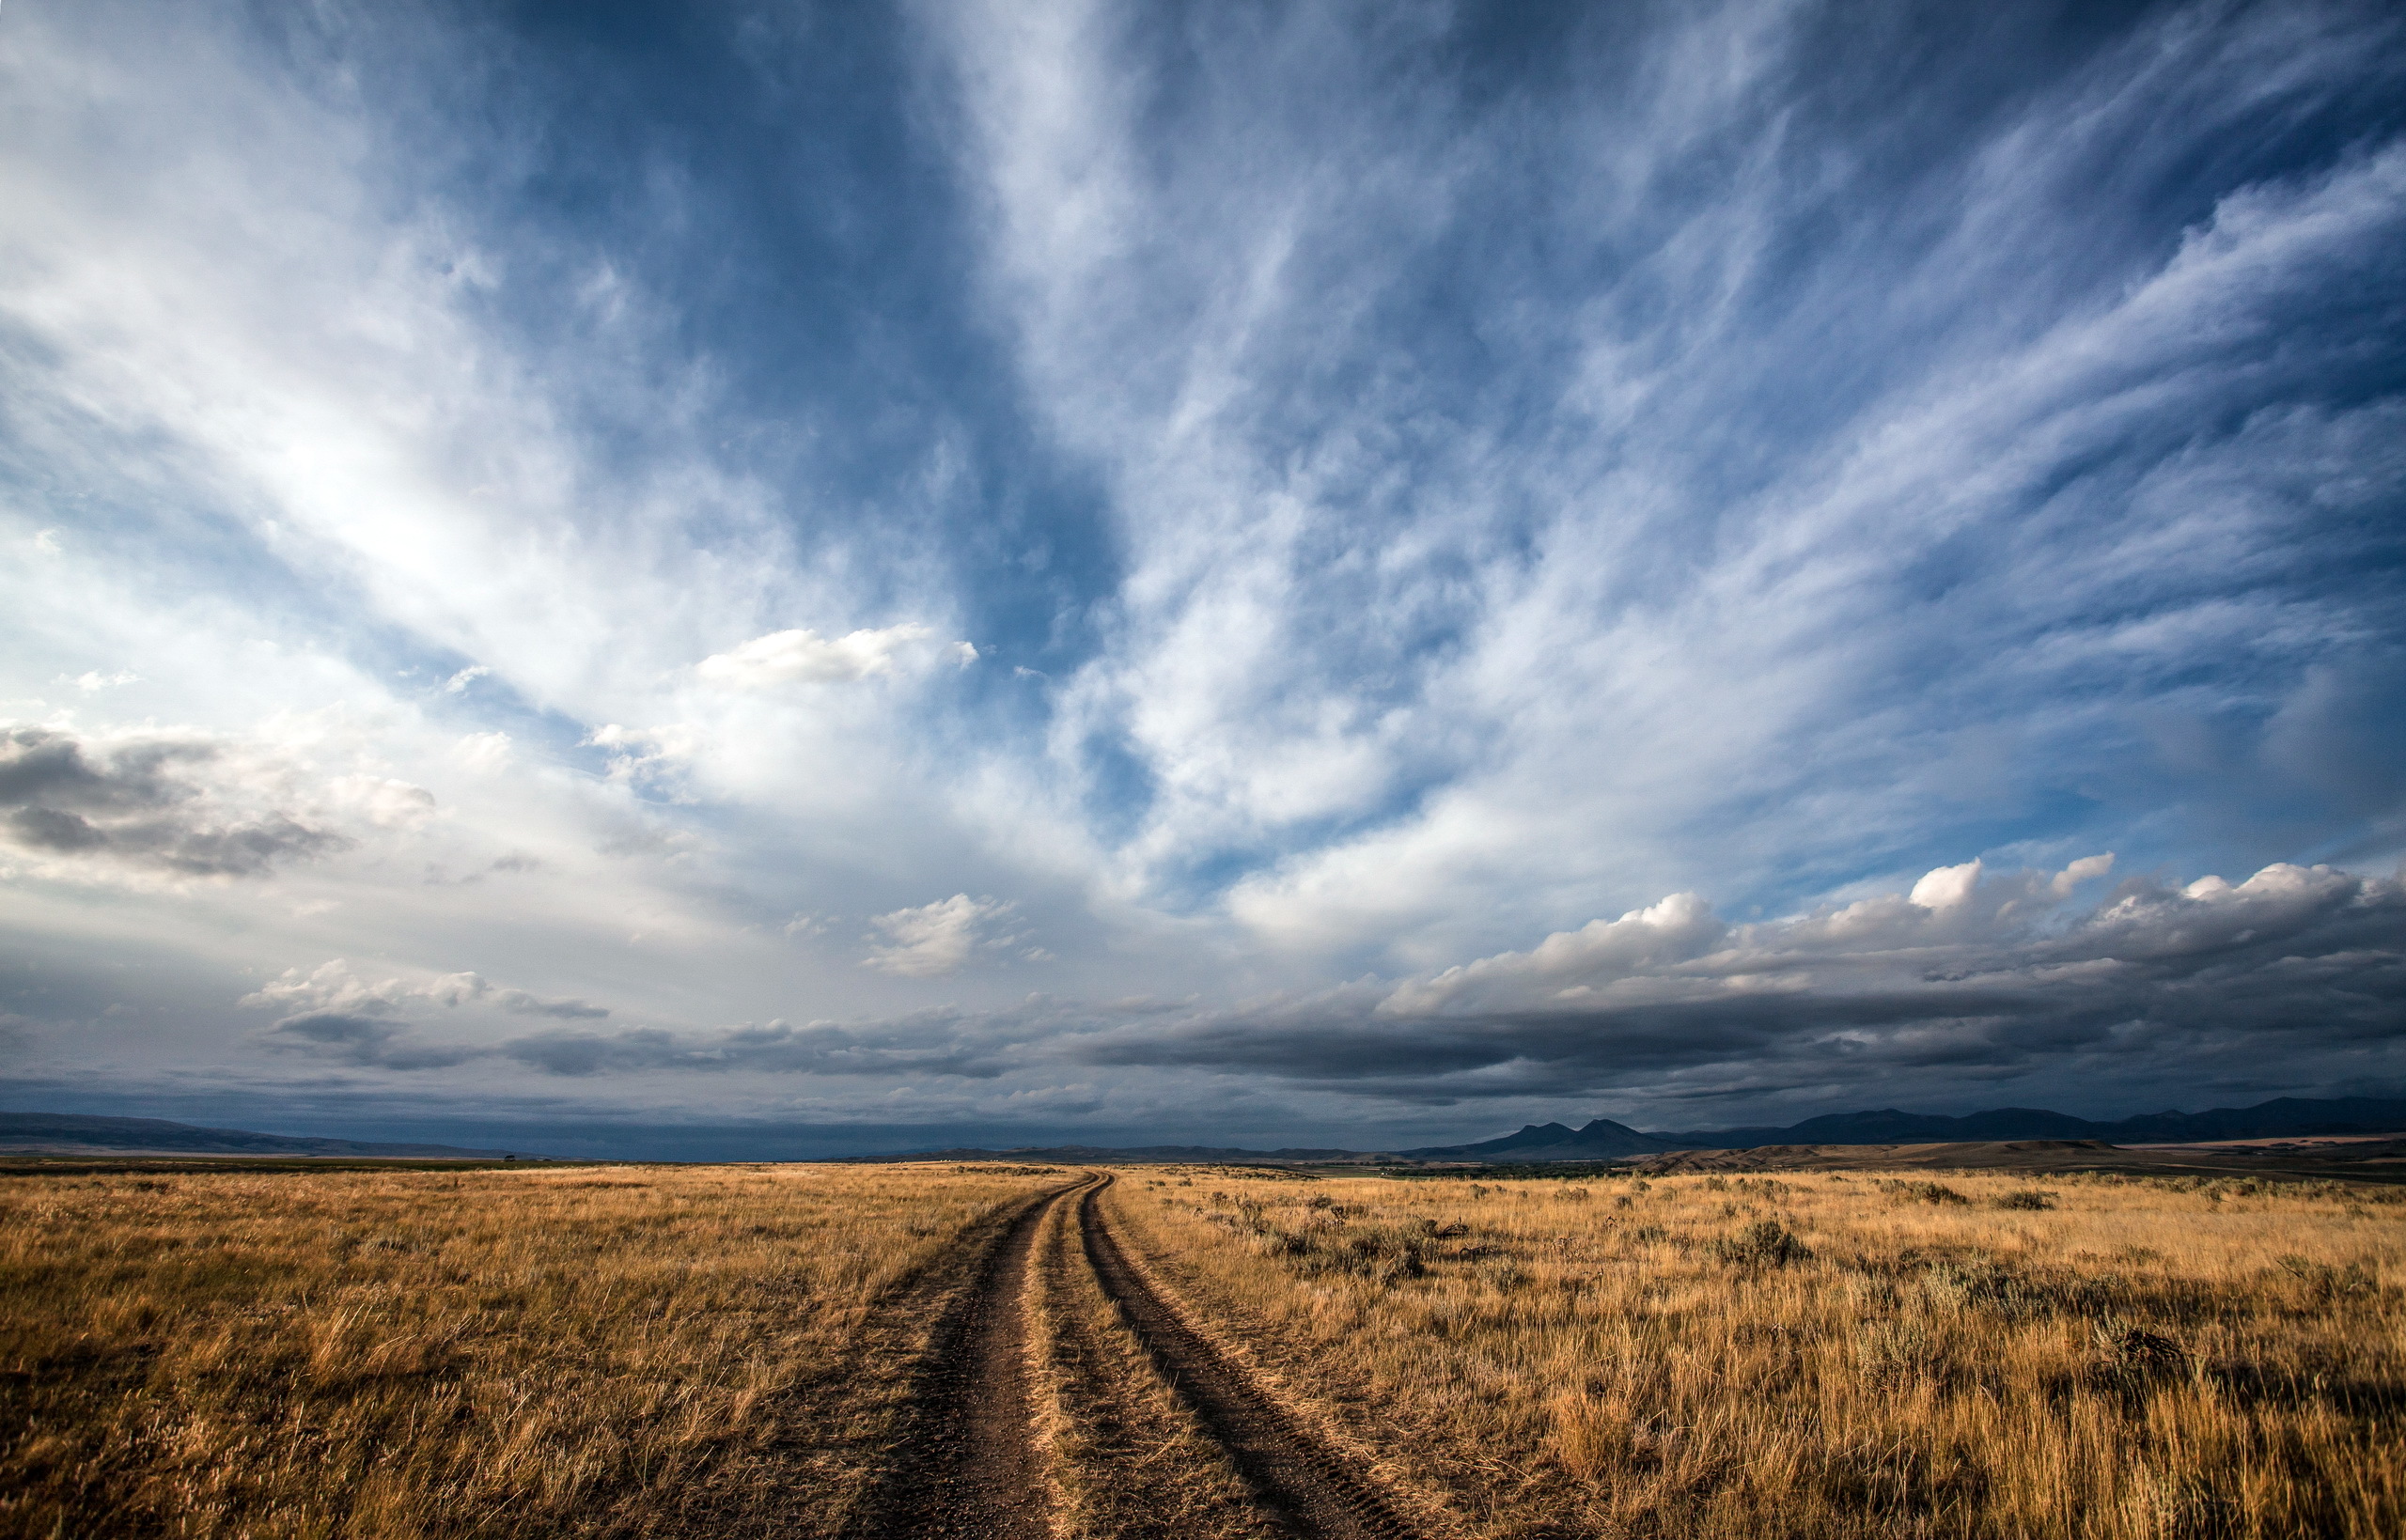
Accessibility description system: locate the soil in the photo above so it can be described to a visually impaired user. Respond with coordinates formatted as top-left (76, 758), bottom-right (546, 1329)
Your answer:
top-left (1076, 1178), bottom-right (1417, 1540)
top-left (851, 1178), bottom-right (1094, 1539)
top-left (847, 1172), bottom-right (1419, 1540)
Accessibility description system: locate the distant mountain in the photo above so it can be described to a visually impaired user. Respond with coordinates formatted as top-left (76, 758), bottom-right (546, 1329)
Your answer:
top-left (1397, 1118), bottom-right (1671, 1160)
top-left (892, 1096), bottom-right (2406, 1167)
top-left (1642, 1096), bottom-right (2406, 1149)
top-left (0, 1112), bottom-right (519, 1159)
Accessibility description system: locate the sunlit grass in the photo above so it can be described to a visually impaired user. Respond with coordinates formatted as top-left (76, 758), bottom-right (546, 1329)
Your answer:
top-left (0, 1161), bottom-right (1056, 1539)
top-left (1112, 1167), bottom-right (2406, 1538)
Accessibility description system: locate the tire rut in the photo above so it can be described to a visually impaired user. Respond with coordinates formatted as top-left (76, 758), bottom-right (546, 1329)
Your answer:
top-left (1078, 1177), bottom-right (1419, 1540)
top-left (848, 1177), bottom-right (1094, 1540)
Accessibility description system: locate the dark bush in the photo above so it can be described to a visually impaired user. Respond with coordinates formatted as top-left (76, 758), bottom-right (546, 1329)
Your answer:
top-left (1711, 1220), bottom-right (1810, 1268)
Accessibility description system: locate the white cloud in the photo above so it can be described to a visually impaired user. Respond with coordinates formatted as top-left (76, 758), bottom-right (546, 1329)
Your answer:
top-left (324, 773), bottom-right (438, 829)
top-left (451, 731), bottom-right (513, 774)
top-left (70, 670), bottom-right (138, 692)
top-left (242, 957), bottom-right (607, 1020)
top-left (1909, 859), bottom-right (1983, 911)
top-left (584, 723), bottom-right (700, 791)
top-left (31, 529), bottom-right (63, 556)
top-left (696, 624), bottom-right (942, 688)
top-left (441, 664), bottom-right (490, 693)
top-left (862, 893), bottom-right (1021, 977)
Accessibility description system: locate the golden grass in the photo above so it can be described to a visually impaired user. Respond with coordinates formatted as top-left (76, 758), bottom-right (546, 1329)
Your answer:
top-left (1107, 1168), bottom-right (2406, 1539)
top-left (0, 1161), bottom-right (1061, 1540)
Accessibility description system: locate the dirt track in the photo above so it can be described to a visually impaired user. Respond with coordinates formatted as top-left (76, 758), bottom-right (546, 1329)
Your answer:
top-left (850, 1177), bottom-right (1091, 1539)
top-left (1077, 1178), bottom-right (1417, 1539)
top-left (850, 1173), bottom-right (1416, 1540)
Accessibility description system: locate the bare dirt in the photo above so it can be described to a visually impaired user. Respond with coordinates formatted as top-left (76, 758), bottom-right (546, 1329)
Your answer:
top-left (1076, 1177), bottom-right (1418, 1540)
top-left (849, 1177), bottom-right (1096, 1539)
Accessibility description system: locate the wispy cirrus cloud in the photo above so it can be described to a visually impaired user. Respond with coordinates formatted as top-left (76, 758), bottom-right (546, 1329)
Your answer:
top-left (2, 1), bottom-right (2400, 1145)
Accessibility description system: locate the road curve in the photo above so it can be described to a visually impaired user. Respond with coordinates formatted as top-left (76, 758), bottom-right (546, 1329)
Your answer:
top-left (1077, 1177), bottom-right (1419, 1540)
top-left (848, 1177), bottom-right (1095, 1540)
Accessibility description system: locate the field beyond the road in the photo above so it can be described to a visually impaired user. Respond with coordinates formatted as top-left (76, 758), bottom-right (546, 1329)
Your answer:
top-left (1115, 1167), bottom-right (2405, 1538)
top-left (2, 1160), bottom-right (2399, 1538)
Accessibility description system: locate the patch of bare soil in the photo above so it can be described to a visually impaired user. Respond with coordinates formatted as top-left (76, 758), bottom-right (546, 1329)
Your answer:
top-left (1077, 1178), bottom-right (1419, 1540)
top-left (841, 1178), bottom-right (1092, 1540)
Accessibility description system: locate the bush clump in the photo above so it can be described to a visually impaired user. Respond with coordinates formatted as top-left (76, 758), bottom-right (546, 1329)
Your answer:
top-left (1711, 1220), bottom-right (1811, 1268)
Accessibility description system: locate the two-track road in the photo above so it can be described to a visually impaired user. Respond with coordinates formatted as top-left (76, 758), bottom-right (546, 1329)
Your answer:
top-left (849, 1174), bottom-right (1416, 1540)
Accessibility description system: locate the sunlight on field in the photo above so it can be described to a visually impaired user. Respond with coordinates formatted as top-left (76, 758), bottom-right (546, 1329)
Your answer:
top-left (0, 1162), bottom-right (1059, 1539)
top-left (1114, 1168), bottom-right (2406, 1539)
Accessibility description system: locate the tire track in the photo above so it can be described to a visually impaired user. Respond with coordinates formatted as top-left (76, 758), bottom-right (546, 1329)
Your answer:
top-left (849, 1177), bottom-right (1094, 1540)
top-left (1077, 1177), bottom-right (1419, 1540)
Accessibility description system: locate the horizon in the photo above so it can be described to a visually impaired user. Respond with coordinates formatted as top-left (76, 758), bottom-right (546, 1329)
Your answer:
top-left (13, 1088), bottom-right (2399, 1164)
top-left (5, 1), bottom-right (2403, 1151)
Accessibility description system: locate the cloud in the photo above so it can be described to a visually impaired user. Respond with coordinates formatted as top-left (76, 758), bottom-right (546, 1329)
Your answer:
top-left (244, 958), bottom-right (606, 1020)
top-left (243, 958), bottom-right (1001, 1078)
top-left (862, 894), bottom-right (1024, 977)
top-left (256, 1010), bottom-right (483, 1070)
top-left (583, 724), bottom-right (700, 794)
top-left (1077, 859), bottom-right (2406, 1105)
top-left (451, 731), bottom-right (513, 774)
top-left (0, 725), bottom-right (351, 879)
top-left (494, 1018), bottom-right (1007, 1079)
top-left (70, 670), bottom-right (139, 692)
top-left (2, 2), bottom-right (2401, 1137)
top-left (696, 625), bottom-right (948, 688)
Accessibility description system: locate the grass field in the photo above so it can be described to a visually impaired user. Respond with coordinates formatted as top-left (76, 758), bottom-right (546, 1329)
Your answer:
top-left (0, 1161), bottom-right (1064, 1539)
top-left (1109, 1167), bottom-right (2406, 1538)
top-left (3, 1159), bottom-right (2398, 1538)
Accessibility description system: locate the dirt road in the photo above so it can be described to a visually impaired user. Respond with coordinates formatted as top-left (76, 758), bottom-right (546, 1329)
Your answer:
top-left (849, 1173), bottom-right (1416, 1540)
top-left (851, 1177), bottom-right (1093, 1539)
top-left (1076, 1178), bottom-right (1416, 1540)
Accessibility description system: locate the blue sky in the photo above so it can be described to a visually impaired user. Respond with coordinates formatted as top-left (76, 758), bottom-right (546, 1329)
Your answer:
top-left (3, 0), bottom-right (2402, 1156)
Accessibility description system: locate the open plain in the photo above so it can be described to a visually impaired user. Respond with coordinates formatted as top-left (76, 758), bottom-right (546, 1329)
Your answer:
top-left (2, 1159), bottom-right (2399, 1538)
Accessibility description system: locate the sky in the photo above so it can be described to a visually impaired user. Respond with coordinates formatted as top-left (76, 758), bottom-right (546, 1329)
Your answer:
top-left (3, 0), bottom-right (2402, 1159)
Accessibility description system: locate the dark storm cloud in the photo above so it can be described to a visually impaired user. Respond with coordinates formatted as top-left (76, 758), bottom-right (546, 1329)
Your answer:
top-left (496, 1019), bottom-right (1008, 1079)
top-left (258, 1010), bottom-right (484, 1070)
top-left (1072, 863), bottom-right (2406, 1101)
top-left (0, 727), bottom-right (348, 877)
top-left (248, 962), bottom-right (1019, 1079)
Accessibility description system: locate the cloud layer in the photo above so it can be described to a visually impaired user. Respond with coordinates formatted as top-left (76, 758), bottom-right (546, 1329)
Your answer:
top-left (2, 1), bottom-right (2400, 1145)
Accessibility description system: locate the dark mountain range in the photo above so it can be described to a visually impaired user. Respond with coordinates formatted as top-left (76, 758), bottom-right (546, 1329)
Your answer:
top-left (875, 1096), bottom-right (2406, 1166)
top-left (1642, 1096), bottom-right (2406, 1150)
top-left (0, 1112), bottom-right (517, 1159)
top-left (1397, 1118), bottom-right (1670, 1160)
top-left (15, 1095), bottom-right (2401, 1167)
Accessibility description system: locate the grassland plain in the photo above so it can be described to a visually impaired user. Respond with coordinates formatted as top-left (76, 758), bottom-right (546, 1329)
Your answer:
top-left (1104, 1167), bottom-right (2406, 1539)
top-left (0, 1160), bottom-right (1068, 1539)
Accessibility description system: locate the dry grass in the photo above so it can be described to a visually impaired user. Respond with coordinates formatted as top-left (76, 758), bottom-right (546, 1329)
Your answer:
top-left (0, 1161), bottom-right (1061, 1540)
top-left (1108, 1168), bottom-right (2406, 1539)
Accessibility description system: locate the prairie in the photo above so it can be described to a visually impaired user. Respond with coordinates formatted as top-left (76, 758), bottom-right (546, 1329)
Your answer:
top-left (7, 1158), bottom-right (2398, 1540)
top-left (0, 1160), bottom-right (1064, 1539)
top-left (1105, 1167), bottom-right (2406, 1539)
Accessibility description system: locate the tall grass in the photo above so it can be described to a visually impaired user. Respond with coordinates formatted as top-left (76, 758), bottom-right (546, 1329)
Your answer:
top-left (0, 1162), bottom-right (1057, 1539)
top-left (1110, 1169), bottom-right (2406, 1538)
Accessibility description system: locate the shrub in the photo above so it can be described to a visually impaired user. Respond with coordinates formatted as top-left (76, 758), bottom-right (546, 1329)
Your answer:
top-left (1992, 1190), bottom-right (2056, 1211)
top-left (1881, 1180), bottom-right (1969, 1206)
top-left (1711, 1220), bottom-right (1810, 1268)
